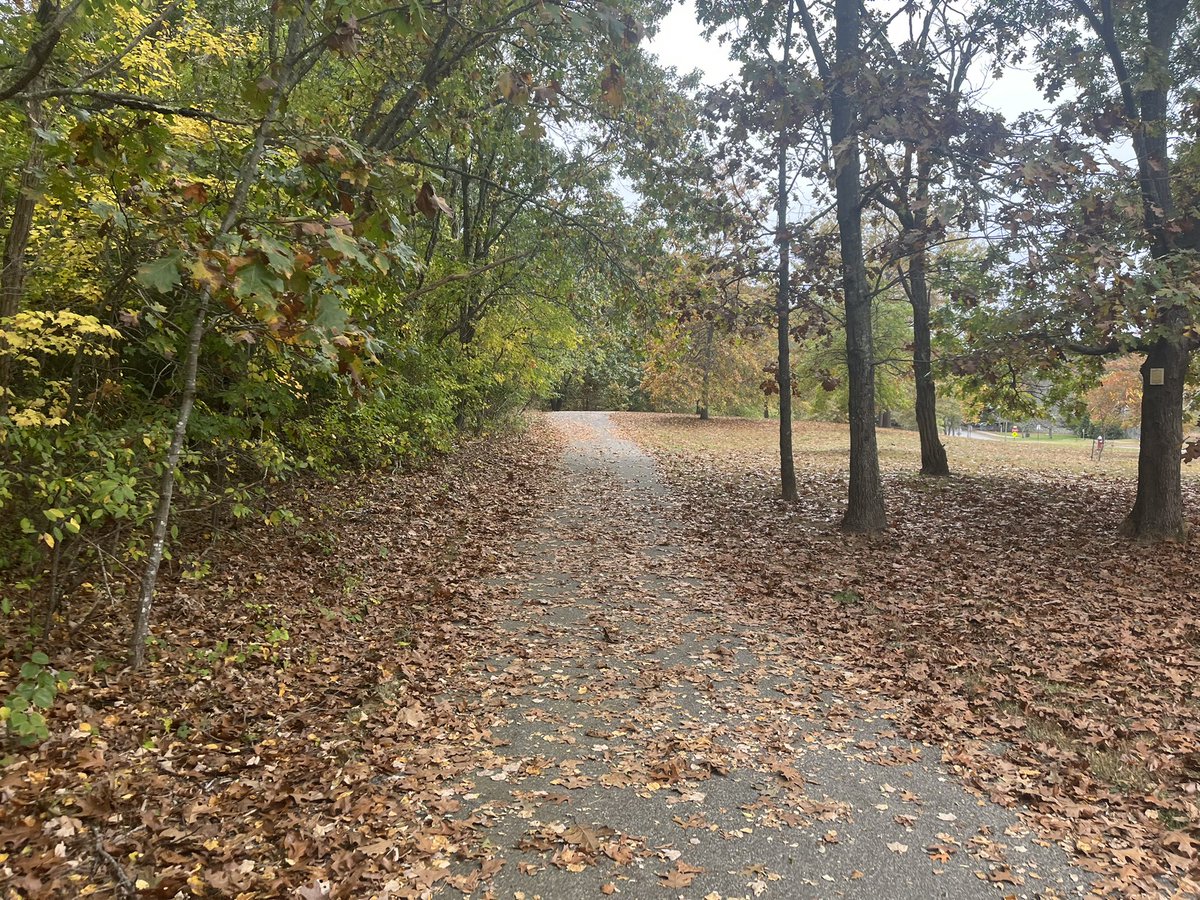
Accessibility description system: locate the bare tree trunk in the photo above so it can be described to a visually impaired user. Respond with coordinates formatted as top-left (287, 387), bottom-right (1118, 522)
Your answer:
top-left (909, 246), bottom-right (948, 476)
top-left (1120, 337), bottom-right (1187, 541)
top-left (833, 0), bottom-right (885, 532)
top-left (129, 12), bottom-right (309, 667)
top-left (129, 306), bottom-right (205, 666)
top-left (0, 95), bottom-right (46, 391)
top-left (775, 0), bottom-right (798, 502)
top-left (1084, 0), bottom-right (1190, 540)
top-left (699, 320), bottom-right (713, 420)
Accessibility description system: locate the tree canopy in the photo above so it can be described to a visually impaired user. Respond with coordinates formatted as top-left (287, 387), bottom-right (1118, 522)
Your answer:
top-left (4, 0), bottom-right (1200, 668)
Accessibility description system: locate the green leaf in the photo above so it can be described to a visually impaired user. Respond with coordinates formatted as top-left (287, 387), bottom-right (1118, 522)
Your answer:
top-left (327, 228), bottom-right (369, 265)
top-left (315, 294), bottom-right (349, 331)
top-left (136, 254), bottom-right (184, 294)
top-left (29, 651), bottom-right (50, 666)
top-left (31, 684), bottom-right (56, 709)
top-left (233, 263), bottom-right (285, 304)
top-left (258, 235), bottom-right (296, 277)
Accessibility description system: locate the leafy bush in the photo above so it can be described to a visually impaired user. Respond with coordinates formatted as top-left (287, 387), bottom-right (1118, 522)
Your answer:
top-left (1, 652), bottom-right (73, 746)
top-left (289, 387), bottom-right (456, 472)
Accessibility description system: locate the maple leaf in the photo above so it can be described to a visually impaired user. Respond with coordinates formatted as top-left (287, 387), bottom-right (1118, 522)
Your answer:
top-left (660, 861), bottom-right (702, 889)
top-left (180, 182), bottom-right (208, 205)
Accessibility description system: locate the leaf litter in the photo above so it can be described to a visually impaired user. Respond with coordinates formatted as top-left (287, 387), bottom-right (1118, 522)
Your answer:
top-left (1, 412), bottom-right (1195, 898)
top-left (616, 412), bottom-right (1200, 899)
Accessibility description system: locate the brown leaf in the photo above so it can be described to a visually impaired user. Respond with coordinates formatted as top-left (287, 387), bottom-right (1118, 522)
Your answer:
top-left (416, 182), bottom-right (453, 219)
top-left (181, 182), bottom-right (208, 205)
top-left (659, 861), bottom-right (700, 889)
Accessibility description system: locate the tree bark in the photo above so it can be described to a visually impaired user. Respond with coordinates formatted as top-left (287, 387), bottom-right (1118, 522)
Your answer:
top-left (129, 305), bottom-right (205, 666)
top-left (1082, 0), bottom-right (1190, 540)
top-left (832, 0), bottom-right (885, 531)
top-left (0, 0), bottom-right (78, 104)
top-left (1120, 337), bottom-right (1187, 540)
top-left (0, 84), bottom-right (47, 391)
top-left (909, 245), bottom-right (949, 475)
top-left (129, 11), bottom-right (308, 667)
top-left (700, 320), bottom-right (713, 420)
top-left (775, 0), bottom-right (798, 502)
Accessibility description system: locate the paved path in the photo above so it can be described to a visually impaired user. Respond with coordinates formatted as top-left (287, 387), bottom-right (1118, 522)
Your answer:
top-left (439, 412), bottom-right (1089, 899)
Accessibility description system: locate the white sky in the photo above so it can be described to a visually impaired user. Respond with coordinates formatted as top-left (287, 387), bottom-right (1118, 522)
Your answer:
top-left (647, 1), bottom-right (741, 87)
top-left (645, 0), bottom-right (1052, 123)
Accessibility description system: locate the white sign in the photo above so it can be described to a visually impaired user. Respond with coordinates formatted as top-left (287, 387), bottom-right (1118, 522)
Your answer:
top-left (1149, 367), bottom-right (1165, 386)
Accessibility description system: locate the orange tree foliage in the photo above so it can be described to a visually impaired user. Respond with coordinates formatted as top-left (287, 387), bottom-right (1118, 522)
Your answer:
top-left (1086, 356), bottom-right (1143, 432)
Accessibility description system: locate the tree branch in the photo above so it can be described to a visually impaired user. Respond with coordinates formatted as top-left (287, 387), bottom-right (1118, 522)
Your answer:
top-left (15, 88), bottom-right (250, 123)
top-left (0, 0), bottom-right (85, 103)
top-left (794, 0), bottom-right (831, 81)
top-left (406, 251), bottom-right (532, 309)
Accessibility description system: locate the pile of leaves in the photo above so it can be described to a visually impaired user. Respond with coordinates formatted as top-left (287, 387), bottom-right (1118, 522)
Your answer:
top-left (617, 413), bottom-right (1200, 898)
top-left (0, 424), bottom-right (558, 898)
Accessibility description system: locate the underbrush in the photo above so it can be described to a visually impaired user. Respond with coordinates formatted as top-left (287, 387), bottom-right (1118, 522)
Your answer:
top-left (0, 423), bottom-right (556, 896)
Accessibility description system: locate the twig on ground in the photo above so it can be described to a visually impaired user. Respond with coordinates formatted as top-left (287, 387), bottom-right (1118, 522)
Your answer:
top-left (92, 832), bottom-right (138, 899)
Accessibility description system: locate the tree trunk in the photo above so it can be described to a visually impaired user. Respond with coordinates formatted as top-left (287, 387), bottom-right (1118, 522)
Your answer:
top-left (0, 92), bottom-right (46, 391)
top-left (0, 0), bottom-right (57, 326)
top-left (129, 12), bottom-right (308, 667)
top-left (453, 159), bottom-right (482, 431)
top-left (1120, 338), bottom-right (1188, 541)
top-left (909, 246), bottom-right (949, 475)
top-left (1092, 0), bottom-right (1190, 539)
top-left (832, 0), bottom-right (885, 532)
top-left (129, 304), bottom-right (205, 666)
top-left (453, 296), bottom-right (476, 430)
top-left (699, 320), bottom-right (713, 420)
top-left (775, 0), bottom-right (798, 502)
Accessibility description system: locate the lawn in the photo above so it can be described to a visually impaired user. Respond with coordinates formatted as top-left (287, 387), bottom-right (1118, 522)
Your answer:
top-left (624, 413), bottom-right (1174, 478)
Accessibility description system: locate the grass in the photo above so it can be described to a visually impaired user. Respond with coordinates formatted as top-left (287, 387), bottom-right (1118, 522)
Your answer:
top-left (1023, 716), bottom-right (1152, 794)
top-left (618, 412), bottom-right (1197, 480)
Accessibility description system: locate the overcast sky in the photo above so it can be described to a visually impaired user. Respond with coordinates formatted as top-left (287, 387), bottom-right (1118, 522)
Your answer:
top-left (644, 0), bottom-right (1053, 123)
